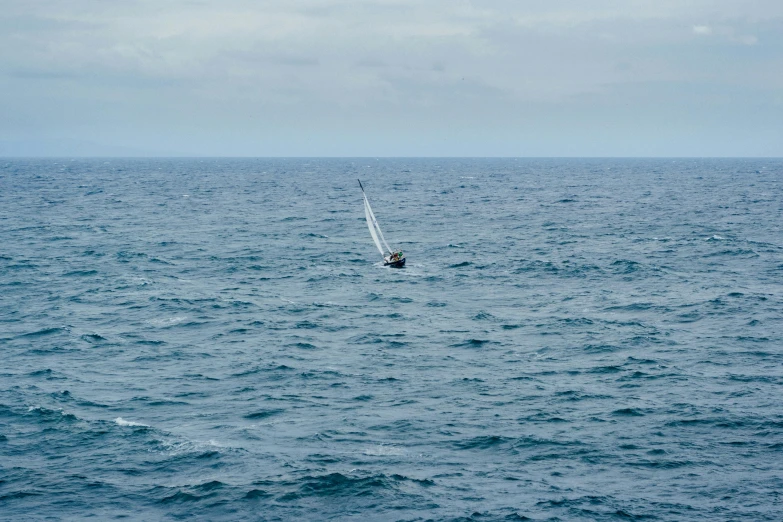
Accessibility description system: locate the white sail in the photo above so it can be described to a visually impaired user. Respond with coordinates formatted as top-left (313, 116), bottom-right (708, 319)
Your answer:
top-left (363, 194), bottom-right (385, 256)
top-left (364, 194), bottom-right (393, 254)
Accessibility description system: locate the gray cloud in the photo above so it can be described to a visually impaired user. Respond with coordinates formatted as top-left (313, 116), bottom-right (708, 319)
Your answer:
top-left (1, 0), bottom-right (782, 155)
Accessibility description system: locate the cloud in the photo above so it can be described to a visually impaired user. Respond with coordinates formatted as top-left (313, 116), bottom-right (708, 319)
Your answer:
top-left (734, 34), bottom-right (759, 45)
top-left (692, 23), bottom-right (760, 45)
top-left (0, 0), bottom-right (782, 155)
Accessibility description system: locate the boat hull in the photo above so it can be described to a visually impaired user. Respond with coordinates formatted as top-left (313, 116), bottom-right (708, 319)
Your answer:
top-left (384, 257), bottom-right (406, 268)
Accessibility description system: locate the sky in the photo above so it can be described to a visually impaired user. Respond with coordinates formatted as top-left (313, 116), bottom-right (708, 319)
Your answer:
top-left (1, 0), bottom-right (782, 157)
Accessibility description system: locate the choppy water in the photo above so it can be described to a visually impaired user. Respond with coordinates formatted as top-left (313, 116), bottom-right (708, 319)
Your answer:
top-left (1, 158), bottom-right (782, 521)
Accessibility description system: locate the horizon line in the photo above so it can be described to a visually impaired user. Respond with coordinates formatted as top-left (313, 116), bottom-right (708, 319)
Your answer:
top-left (2, 155), bottom-right (782, 160)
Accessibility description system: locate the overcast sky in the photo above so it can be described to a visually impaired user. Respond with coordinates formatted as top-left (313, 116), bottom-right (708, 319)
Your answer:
top-left (1, 0), bottom-right (782, 156)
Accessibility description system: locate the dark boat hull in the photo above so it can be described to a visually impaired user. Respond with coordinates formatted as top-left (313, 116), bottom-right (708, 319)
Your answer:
top-left (384, 257), bottom-right (406, 268)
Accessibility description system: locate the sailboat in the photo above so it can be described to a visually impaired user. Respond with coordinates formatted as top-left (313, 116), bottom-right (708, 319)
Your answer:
top-left (358, 180), bottom-right (406, 268)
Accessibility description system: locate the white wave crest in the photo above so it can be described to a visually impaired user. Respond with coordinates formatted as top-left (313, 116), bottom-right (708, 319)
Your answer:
top-left (115, 417), bottom-right (149, 427)
top-left (363, 444), bottom-right (406, 456)
top-left (147, 316), bottom-right (187, 326)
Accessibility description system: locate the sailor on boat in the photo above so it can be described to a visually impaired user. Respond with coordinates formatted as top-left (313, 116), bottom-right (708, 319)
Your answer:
top-left (385, 250), bottom-right (404, 266)
top-left (384, 250), bottom-right (405, 267)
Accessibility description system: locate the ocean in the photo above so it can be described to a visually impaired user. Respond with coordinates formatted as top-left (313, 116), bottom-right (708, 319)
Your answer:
top-left (1, 158), bottom-right (781, 521)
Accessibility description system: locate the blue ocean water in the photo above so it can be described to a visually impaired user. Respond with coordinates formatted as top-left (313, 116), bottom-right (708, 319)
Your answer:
top-left (1, 158), bottom-right (782, 521)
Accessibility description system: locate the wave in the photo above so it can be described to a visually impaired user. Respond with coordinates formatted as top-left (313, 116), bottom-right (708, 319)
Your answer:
top-left (114, 417), bottom-right (149, 427)
top-left (27, 368), bottom-right (67, 379)
top-left (243, 409), bottom-right (284, 420)
top-left (26, 405), bottom-right (79, 423)
top-left (612, 408), bottom-right (646, 417)
top-left (17, 327), bottom-right (67, 338)
top-left (277, 472), bottom-right (430, 501)
top-left (451, 339), bottom-right (493, 348)
top-left (63, 269), bottom-right (98, 277)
